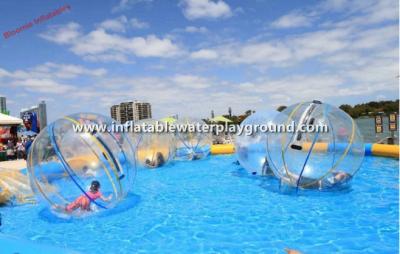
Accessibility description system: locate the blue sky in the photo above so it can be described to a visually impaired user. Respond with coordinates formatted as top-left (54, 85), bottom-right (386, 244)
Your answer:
top-left (0, 0), bottom-right (398, 121)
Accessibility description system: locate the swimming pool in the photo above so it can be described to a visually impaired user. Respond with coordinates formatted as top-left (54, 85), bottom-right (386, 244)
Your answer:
top-left (0, 155), bottom-right (398, 253)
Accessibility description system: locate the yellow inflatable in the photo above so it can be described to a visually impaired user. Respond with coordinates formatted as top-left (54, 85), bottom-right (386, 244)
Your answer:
top-left (371, 144), bottom-right (399, 158)
top-left (211, 144), bottom-right (235, 155)
top-left (210, 143), bottom-right (399, 158)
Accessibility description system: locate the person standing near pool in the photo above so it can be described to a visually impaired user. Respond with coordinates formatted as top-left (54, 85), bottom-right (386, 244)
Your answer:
top-left (16, 139), bottom-right (25, 159)
top-left (24, 136), bottom-right (33, 159)
top-left (6, 140), bottom-right (15, 160)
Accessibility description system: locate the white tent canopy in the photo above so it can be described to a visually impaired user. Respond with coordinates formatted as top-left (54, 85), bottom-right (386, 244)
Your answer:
top-left (0, 113), bottom-right (23, 125)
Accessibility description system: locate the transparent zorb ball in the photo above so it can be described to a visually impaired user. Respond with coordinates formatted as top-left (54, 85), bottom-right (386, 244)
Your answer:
top-left (27, 113), bottom-right (136, 216)
top-left (173, 117), bottom-right (212, 160)
top-left (267, 101), bottom-right (365, 190)
top-left (235, 110), bottom-right (278, 175)
top-left (131, 119), bottom-right (175, 169)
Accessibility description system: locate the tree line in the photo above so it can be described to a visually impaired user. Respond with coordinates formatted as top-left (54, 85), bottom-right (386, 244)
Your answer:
top-left (338, 100), bottom-right (399, 118)
top-left (276, 100), bottom-right (399, 118)
top-left (209, 100), bottom-right (399, 125)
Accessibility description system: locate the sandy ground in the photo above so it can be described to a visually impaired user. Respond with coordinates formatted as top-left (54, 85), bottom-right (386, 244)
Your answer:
top-left (0, 159), bottom-right (27, 171)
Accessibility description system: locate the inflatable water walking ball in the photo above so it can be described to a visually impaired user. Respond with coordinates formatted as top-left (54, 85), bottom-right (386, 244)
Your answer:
top-left (235, 110), bottom-right (278, 176)
top-left (173, 117), bottom-right (212, 160)
top-left (27, 113), bottom-right (137, 216)
top-left (131, 119), bottom-right (175, 168)
top-left (266, 101), bottom-right (365, 190)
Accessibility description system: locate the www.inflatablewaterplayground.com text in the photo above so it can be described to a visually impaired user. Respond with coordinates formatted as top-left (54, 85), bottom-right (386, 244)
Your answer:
top-left (72, 121), bottom-right (329, 136)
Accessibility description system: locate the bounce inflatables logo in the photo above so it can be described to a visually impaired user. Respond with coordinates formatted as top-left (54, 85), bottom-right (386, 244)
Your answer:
top-left (3, 4), bottom-right (71, 39)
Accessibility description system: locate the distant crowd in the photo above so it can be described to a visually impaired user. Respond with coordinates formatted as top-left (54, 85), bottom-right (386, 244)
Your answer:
top-left (1, 136), bottom-right (35, 161)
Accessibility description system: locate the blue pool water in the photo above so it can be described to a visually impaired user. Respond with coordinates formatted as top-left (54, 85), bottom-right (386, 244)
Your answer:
top-left (0, 155), bottom-right (398, 253)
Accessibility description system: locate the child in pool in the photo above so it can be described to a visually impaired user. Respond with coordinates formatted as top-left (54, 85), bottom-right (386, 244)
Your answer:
top-left (64, 180), bottom-right (112, 212)
top-left (144, 152), bottom-right (165, 168)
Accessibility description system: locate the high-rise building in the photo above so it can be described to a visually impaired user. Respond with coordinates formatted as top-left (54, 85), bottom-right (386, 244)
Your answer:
top-left (110, 101), bottom-right (152, 123)
top-left (110, 105), bottom-right (120, 122)
top-left (20, 100), bottom-right (47, 130)
top-left (0, 97), bottom-right (7, 114)
top-left (119, 102), bottom-right (134, 123)
top-left (135, 102), bottom-right (152, 121)
top-left (38, 101), bottom-right (47, 129)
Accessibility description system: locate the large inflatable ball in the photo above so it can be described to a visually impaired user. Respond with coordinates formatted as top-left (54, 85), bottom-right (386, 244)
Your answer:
top-left (235, 110), bottom-right (278, 175)
top-left (131, 119), bottom-right (175, 168)
top-left (173, 117), bottom-right (212, 160)
top-left (267, 101), bottom-right (365, 190)
top-left (27, 113), bottom-right (136, 216)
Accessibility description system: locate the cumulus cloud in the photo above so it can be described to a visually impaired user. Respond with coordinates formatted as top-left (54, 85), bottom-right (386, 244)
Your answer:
top-left (190, 0), bottom-right (398, 68)
top-left (271, 12), bottom-right (313, 28)
top-left (40, 22), bottom-right (82, 44)
top-left (182, 0), bottom-right (398, 111)
top-left (40, 21), bottom-right (180, 62)
top-left (98, 16), bottom-right (128, 32)
top-left (130, 18), bottom-right (149, 29)
top-left (190, 49), bottom-right (218, 60)
top-left (0, 63), bottom-right (106, 94)
top-left (97, 16), bottom-right (149, 32)
top-left (180, 0), bottom-right (232, 20)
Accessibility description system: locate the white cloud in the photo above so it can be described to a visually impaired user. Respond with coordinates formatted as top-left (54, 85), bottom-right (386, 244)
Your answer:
top-left (185, 26), bottom-right (208, 33)
top-left (271, 0), bottom-right (398, 31)
top-left (112, 0), bottom-right (153, 13)
top-left (7, 0), bottom-right (397, 119)
top-left (190, 29), bottom-right (350, 66)
top-left (180, 0), bottom-right (232, 20)
top-left (0, 63), bottom-right (107, 94)
top-left (190, 49), bottom-right (218, 60)
top-left (171, 74), bottom-right (212, 89)
top-left (181, 0), bottom-right (398, 110)
top-left (0, 68), bottom-right (10, 78)
top-left (129, 35), bottom-right (181, 57)
top-left (15, 79), bottom-right (73, 94)
top-left (318, 0), bottom-right (349, 12)
top-left (191, 20), bottom-right (397, 68)
top-left (52, 63), bottom-right (107, 78)
top-left (271, 12), bottom-right (313, 28)
top-left (321, 0), bottom-right (397, 28)
top-left (83, 53), bottom-right (131, 63)
top-left (40, 22), bottom-right (180, 62)
top-left (98, 16), bottom-right (128, 32)
top-left (291, 28), bottom-right (349, 60)
top-left (97, 16), bottom-right (148, 33)
top-left (7, 62), bottom-right (107, 80)
top-left (350, 25), bottom-right (397, 50)
top-left (4, 62), bottom-right (398, 120)
top-left (214, 41), bottom-right (292, 66)
top-left (130, 18), bottom-right (149, 29)
top-left (39, 22), bottom-right (82, 44)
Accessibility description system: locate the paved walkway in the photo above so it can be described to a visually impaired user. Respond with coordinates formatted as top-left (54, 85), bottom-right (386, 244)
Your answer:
top-left (0, 160), bottom-right (33, 205)
top-left (0, 160), bottom-right (27, 171)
